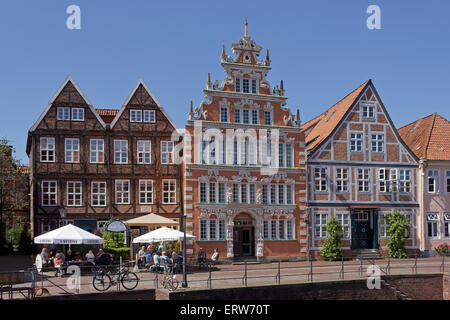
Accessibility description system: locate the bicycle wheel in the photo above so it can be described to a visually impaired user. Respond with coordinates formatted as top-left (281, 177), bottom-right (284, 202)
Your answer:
top-left (168, 276), bottom-right (179, 291)
top-left (121, 272), bottom-right (139, 290)
top-left (92, 273), bottom-right (112, 292)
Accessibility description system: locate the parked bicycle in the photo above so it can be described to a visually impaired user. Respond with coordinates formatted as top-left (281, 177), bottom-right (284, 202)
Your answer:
top-left (160, 272), bottom-right (179, 291)
top-left (92, 266), bottom-right (139, 291)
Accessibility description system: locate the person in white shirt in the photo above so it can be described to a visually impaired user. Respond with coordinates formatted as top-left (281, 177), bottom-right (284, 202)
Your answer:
top-left (85, 250), bottom-right (95, 265)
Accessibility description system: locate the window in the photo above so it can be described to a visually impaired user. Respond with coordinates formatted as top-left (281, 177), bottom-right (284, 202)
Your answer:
top-left (270, 185), bottom-right (276, 204)
top-left (278, 185), bottom-right (285, 204)
top-left (143, 110), bottom-right (156, 123)
top-left (285, 144), bottom-right (293, 168)
top-left (241, 184), bottom-right (247, 203)
top-left (427, 213), bottom-right (440, 239)
top-left (67, 181), bottom-right (82, 206)
top-left (200, 183), bottom-right (207, 202)
top-left (314, 213), bottom-right (328, 238)
top-left (161, 141), bottom-right (174, 164)
top-left (139, 180), bottom-right (153, 204)
top-left (233, 184), bottom-right (239, 203)
top-left (251, 80), bottom-right (258, 94)
top-left (90, 139), bottom-right (104, 163)
top-left (379, 214), bottom-right (389, 238)
top-left (130, 110), bottom-right (142, 122)
top-left (114, 140), bottom-right (128, 164)
top-left (314, 167), bottom-right (328, 192)
top-left (242, 79), bottom-right (250, 93)
top-left (71, 108), bottom-right (84, 121)
top-left (162, 180), bottom-right (176, 204)
top-left (218, 183), bottom-right (226, 203)
top-left (427, 169), bottom-right (439, 193)
top-left (446, 171), bottom-right (450, 193)
top-left (371, 134), bottom-right (384, 153)
top-left (350, 132), bottom-right (363, 152)
top-left (40, 137), bottom-right (55, 162)
top-left (251, 110), bottom-right (258, 124)
top-left (199, 219), bottom-right (226, 240)
top-left (357, 168), bottom-right (370, 192)
top-left (220, 107), bottom-right (228, 122)
top-left (362, 104), bottom-right (375, 119)
top-left (41, 181), bottom-right (57, 206)
top-left (249, 184), bottom-right (256, 204)
top-left (234, 109), bottom-right (241, 123)
top-left (335, 168), bottom-right (349, 192)
top-left (379, 168), bottom-right (397, 193)
top-left (235, 78), bottom-right (241, 92)
top-left (242, 109), bottom-right (249, 124)
top-left (209, 182), bottom-right (216, 203)
top-left (264, 111), bottom-right (272, 125)
top-left (91, 182), bottom-right (106, 206)
top-left (65, 138), bottom-right (80, 163)
top-left (399, 169), bottom-right (411, 193)
top-left (336, 213), bottom-right (350, 238)
top-left (115, 180), bottom-right (130, 204)
top-left (444, 213), bottom-right (450, 238)
top-left (57, 107), bottom-right (70, 120)
top-left (286, 185), bottom-right (293, 204)
top-left (137, 140), bottom-right (151, 164)
top-left (262, 185), bottom-right (268, 204)
top-left (278, 144), bottom-right (284, 167)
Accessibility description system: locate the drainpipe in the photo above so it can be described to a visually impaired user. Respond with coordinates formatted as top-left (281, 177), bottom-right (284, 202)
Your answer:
top-left (418, 159), bottom-right (427, 254)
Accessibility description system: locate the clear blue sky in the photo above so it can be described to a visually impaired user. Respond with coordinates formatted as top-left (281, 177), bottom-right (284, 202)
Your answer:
top-left (1, 0), bottom-right (449, 164)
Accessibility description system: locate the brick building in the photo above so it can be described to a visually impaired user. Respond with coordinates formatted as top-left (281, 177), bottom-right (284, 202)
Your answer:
top-left (26, 76), bottom-right (183, 238)
top-left (183, 22), bottom-right (307, 262)
top-left (398, 113), bottom-right (450, 256)
top-left (302, 80), bottom-right (420, 257)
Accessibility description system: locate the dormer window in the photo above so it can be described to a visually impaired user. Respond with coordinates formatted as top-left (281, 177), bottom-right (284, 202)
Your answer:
top-left (235, 78), bottom-right (258, 94)
top-left (130, 109), bottom-right (142, 122)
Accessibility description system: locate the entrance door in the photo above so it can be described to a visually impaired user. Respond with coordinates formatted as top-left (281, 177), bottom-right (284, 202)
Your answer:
top-left (351, 211), bottom-right (372, 249)
top-left (233, 227), bottom-right (254, 257)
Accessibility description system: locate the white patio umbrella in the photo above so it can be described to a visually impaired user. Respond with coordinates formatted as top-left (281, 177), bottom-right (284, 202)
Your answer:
top-left (132, 227), bottom-right (194, 243)
top-left (34, 224), bottom-right (103, 245)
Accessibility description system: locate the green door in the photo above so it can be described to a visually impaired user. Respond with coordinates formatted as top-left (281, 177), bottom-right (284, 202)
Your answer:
top-left (351, 211), bottom-right (371, 249)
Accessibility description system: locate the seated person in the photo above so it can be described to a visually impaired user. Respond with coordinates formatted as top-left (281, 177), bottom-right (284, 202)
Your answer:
top-left (138, 246), bottom-right (147, 265)
top-left (40, 248), bottom-right (50, 267)
top-left (161, 251), bottom-right (170, 265)
top-left (150, 252), bottom-right (160, 272)
top-left (66, 249), bottom-right (75, 262)
top-left (96, 249), bottom-right (111, 266)
top-left (197, 248), bottom-right (206, 267)
top-left (85, 250), bottom-right (95, 265)
top-left (145, 252), bottom-right (153, 265)
top-left (211, 248), bottom-right (219, 263)
top-left (53, 253), bottom-right (65, 276)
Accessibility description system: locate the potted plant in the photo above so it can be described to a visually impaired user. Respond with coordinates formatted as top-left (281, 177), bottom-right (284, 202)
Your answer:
top-left (434, 243), bottom-right (449, 256)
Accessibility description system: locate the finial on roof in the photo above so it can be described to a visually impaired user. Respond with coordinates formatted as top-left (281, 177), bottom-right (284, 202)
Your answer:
top-left (280, 80), bottom-right (285, 96)
top-left (221, 44), bottom-right (226, 61)
top-left (188, 100), bottom-right (194, 120)
top-left (244, 18), bottom-right (248, 37)
top-left (296, 109), bottom-right (302, 127)
top-left (265, 49), bottom-right (271, 66)
top-left (190, 100), bottom-right (193, 113)
top-left (206, 72), bottom-right (212, 90)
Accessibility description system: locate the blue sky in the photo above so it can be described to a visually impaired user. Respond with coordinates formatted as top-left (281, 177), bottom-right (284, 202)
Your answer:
top-left (1, 0), bottom-right (449, 163)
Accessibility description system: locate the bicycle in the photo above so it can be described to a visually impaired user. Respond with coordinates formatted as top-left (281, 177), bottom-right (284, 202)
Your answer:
top-left (160, 269), bottom-right (179, 291)
top-left (92, 266), bottom-right (139, 292)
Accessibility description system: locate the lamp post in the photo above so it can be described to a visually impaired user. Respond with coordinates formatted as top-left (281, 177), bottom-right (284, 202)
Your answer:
top-left (182, 213), bottom-right (188, 288)
top-left (58, 206), bottom-right (66, 219)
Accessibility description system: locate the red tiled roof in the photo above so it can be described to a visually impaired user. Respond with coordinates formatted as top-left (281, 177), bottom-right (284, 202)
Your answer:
top-left (398, 113), bottom-right (450, 161)
top-left (303, 80), bottom-right (371, 152)
top-left (96, 108), bottom-right (119, 124)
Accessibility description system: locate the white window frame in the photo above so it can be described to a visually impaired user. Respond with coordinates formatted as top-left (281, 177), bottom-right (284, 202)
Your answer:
top-left (427, 169), bottom-right (440, 194)
top-left (314, 212), bottom-right (328, 239)
top-left (335, 168), bottom-right (349, 193)
top-left (220, 107), bottom-right (229, 122)
top-left (399, 169), bottom-right (411, 194)
top-left (426, 212), bottom-right (440, 239)
top-left (65, 138), bottom-right (80, 163)
top-left (162, 179), bottom-right (176, 204)
top-left (66, 181), bottom-right (82, 207)
top-left (115, 180), bottom-right (130, 204)
top-left (137, 140), bottom-right (152, 164)
top-left (361, 103), bottom-right (375, 119)
top-left (130, 109), bottom-right (142, 122)
top-left (336, 212), bottom-right (350, 238)
top-left (161, 141), bottom-right (174, 165)
top-left (139, 179), bottom-right (154, 204)
top-left (314, 167), bottom-right (328, 192)
top-left (90, 139), bottom-right (104, 164)
top-left (444, 213), bottom-right (450, 238)
top-left (57, 107), bottom-right (70, 120)
top-left (350, 132), bottom-right (364, 152)
top-left (41, 180), bottom-right (57, 206)
top-left (143, 110), bottom-right (156, 123)
top-left (114, 140), bottom-right (128, 164)
top-left (379, 214), bottom-right (389, 239)
top-left (71, 108), bottom-right (84, 121)
top-left (40, 137), bottom-right (55, 163)
top-left (251, 109), bottom-right (259, 124)
top-left (264, 111), bottom-right (273, 126)
top-left (357, 168), bottom-right (370, 193)
top-left (91, 181), bottom-right (106, 207)
top-left (379, 168), bottom-right (397, 193)
top-left (199, 219), bottom-right (226, 241)
top-left (371, 133), bottom-right (384, 153)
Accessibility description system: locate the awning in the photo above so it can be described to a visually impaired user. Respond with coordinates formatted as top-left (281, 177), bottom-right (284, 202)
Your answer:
top-left (133, 227), bottom-right (195, 243)
top-left (124, 213), bottom-right (179, 227)
top-left (34, 224), bottom-right (103, 245)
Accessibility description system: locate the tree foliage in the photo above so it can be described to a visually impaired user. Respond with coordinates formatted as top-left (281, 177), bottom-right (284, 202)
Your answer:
top-left (321, 217), bottom-right (344, 261)
top-left (386, 211), bottom-right (409, 259)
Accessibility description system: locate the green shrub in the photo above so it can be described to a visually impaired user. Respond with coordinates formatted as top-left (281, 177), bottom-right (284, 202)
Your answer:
top-left (386, 211), bottom-right (409, 259)
top-left (104, 247), bottom-right (130, 261)
top-left (7, 226), bottom-right (22, 252)
top-left (321, 217), bottom-right (344, 261)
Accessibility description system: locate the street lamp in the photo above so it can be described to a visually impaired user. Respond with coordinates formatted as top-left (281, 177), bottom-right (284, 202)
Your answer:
top-left (182, 213), bottom-right (188, 288)
top-left (58, 206), bottom-right (66, 219)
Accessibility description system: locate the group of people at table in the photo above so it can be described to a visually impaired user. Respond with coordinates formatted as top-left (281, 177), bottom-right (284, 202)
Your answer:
top-left (39, 247), bottom-right (112, 276)
top-left (137, 245), bottom-right (220, 273)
